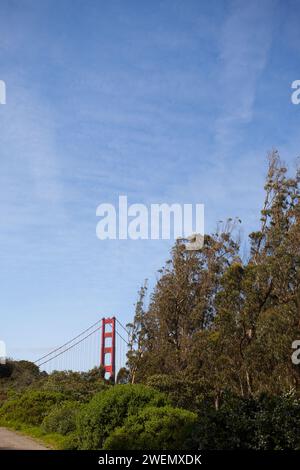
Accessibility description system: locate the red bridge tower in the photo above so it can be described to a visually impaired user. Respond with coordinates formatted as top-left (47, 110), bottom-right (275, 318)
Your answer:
top-left (100, 317), bottom-right (116, 380)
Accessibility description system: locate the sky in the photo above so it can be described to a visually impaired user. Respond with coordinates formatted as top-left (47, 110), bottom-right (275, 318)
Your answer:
top-left (1, 0), bottom-right (300, 362)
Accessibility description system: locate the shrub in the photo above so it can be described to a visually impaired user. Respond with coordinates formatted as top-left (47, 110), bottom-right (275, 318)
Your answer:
top-left (42, 401), bottom-right (80, 435)
top-left (194, 394), bottom-right (258, 449)
top-left (146, 374), bottom-right (205, 410)
top-left (194, 391), bottom-right (300, 450)
top-left (103, 405), bottom-right (197, 450)
top-left (0, 361), bottom-right (14, 378)
top-left (0, 390), bottom-right (64, 426)
top-left (77, 384), bottom-right (168, 449)
top-left (253, 392), bottom-right (300, 450)
top-left (0, 360), bottom-right (41, 403)
top-left (37, 368), bottom-right (107, 402)
top-left (61, 432), bottom-right (80, 450)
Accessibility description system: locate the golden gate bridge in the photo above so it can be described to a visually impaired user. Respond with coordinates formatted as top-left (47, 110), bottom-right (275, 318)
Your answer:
top-left (34, 317), bottom-right (129, 381)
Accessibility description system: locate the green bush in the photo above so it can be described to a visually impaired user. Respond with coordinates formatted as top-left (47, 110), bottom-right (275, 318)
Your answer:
top-left (0, 361), bottom-right (14, 378)
top-left (36, 368), bottom-right (108, 402)
top-left (146, 374), bottom-right (205, 410)
top-left (253, 392), bottom-right (300, 450)
top-left (103, 405), bottom-right (197, 450)
top-left (60, 432), bottom-right (80, 450)
top-left (0, 360), bottom-right (42, 404)
top-left (0, 390), bottom-right (64, 426)
top-left (194, 391), bottom-right (300, 450)
top-left (77, 384), bottom-right (168, 449)
top-left (42, 401), bottom-right (80, 435)
top-left (194, 395), bottom-right (258, 449)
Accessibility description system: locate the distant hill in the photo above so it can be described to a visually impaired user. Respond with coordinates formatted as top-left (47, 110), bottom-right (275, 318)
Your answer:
top-left (0, 360), bottom-right (42, 402)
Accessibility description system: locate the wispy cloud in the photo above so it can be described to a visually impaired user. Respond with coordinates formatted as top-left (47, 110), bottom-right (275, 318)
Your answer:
top-left (215, 0), bottom-right (275, 153)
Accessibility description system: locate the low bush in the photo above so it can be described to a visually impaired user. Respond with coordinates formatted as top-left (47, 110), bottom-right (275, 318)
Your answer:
top-left (253, 392), bottom-right (300, 450)
top-left (146, 374), bottom-right (205, 410)
top-left (36, 368), bottom-right (108, 402)
top-left (42, 401), bottom-right (80, 435)
top-left (103, 405), bottom-right (197, 450)
top-left (194, 391), bottom-right (300, 450)
top-left (77, 384), bottom-right (168, 449)
top-left (0, 390), bottom-right (64, 426)
top-left (0, 360), bottom-right (42, 403)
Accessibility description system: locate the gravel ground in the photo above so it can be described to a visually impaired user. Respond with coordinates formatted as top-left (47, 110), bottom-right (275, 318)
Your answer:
top-left (0, 427), bottom-right (48, 450)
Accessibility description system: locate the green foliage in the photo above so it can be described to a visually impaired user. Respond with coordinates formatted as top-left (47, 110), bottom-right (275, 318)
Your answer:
top-left (0, 365), bottom-right (109, 449)
top-left (60, 432), bottom-right (80, 450)
top-left (77, 384), bottom-right (168, 449)
top-left (195, 394), bottom-right (259, 449)
top-left (1, 153), bottom-right (300, 450)
top-left (42, 401), bottom-right (80, 436)
top-left (253, 392), bottom-right (300, 450)
top-left (35, 367), bottom-right (107, 402)
top-left (0, 360), bottom-right (41, 403)
top-left (0, 390), bottom-right (64, 426)
top-left (146, 374), bottom-right (205, 411)
top-left (128, 152), bottom-right (300, 400)
top-left (116, 367), bottom-right (130, 384)
top-left (103, 406), bottom-right (197, 450)
top-left (194, 391), bottom-right (300, 450)
top-left (0, 361), bottom-right (14, 379)
top-left (127, 282), bottom-right (148, 383)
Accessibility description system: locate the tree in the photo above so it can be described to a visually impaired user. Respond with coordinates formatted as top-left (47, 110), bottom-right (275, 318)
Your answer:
top-left (128, 152), bottom-right (300, 407)
top-left (126, 282), bottom-right (149, 383)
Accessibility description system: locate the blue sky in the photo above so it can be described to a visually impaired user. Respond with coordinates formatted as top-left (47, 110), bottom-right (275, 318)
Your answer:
top-left (1, 0), bottom-right (300, 362)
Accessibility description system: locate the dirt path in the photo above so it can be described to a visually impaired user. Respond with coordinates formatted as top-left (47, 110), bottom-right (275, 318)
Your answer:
top-left (0, 427), bottom-right (48, 450)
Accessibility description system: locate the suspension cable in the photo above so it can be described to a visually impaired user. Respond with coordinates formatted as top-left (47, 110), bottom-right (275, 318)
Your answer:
top-left (116, 329), bottom-right (130, 346)
top-left (116, 318), bottom-right (130, 335)
top-left (35, 319), bottom-right (101, 364)
top-left (36, 325), bottom-right (102, 367)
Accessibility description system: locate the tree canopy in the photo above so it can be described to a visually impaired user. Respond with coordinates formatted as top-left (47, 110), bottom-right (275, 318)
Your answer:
top-left (127, 152), bottom-right (300, 406)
